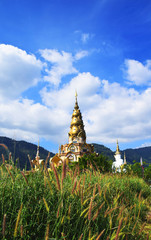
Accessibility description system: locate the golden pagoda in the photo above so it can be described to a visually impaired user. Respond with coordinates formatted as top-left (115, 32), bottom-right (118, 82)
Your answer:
top-left (115, 140), bottom-right (120, 155)
top-left (51, 92), bottom-right (94, 165)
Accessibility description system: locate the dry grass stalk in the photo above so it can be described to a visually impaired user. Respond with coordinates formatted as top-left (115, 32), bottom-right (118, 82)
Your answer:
top-left (21, 171), bottom-right (28, 185)
top-left (93, 202), bottom-right (105, 221)
top-left (90, 163), bottom-right (96, 174)
top-left (5, 166), bottom-right (14, 182)
top-left (92, 183), bottom-right (96, 199)
top-left (61, 160), bottom-right (66, 189)
top-left (2, 214), bottom-right (6, 237)
top-left (2, 154), bottom-right (5, 164)
top-left (88, 197), bottom-right (93, 221)
top-left (104, 206), bottom-right (109, 217)
top-left (138, 222), bottom-right (146, 235)
top-left (89, 229), bottom-right (91, 239)
top-left (20, 225), bottom-right (23, 238)
top-left (43, 197), bottom-right (49, 213)
top-left (9, 152), bottom-right (12, 161)
top-left (105, 207), bottom-right (119, 218)
top-left (115, 218), bottom-right (123, 240)
top-left (97, 184), bottom-right (101, 196)
top-left (77, 164), bottom-right (80, 176)
top-left (45, 223), bottom-right (49, 240)
top-left (82, 174), bottom-right (86, 188)
top-left (89, 171), bottom-right (92, 181)
top-left (96, 229), bottom-right (105, 240)
top-left (51, 163), bottom-right (60, 191)
top-left (117, 206), bottom-right (125, 220)
top-left (72, 166), bottom-right (78, 183)
top-left (123, 216), bottom-right (128, 226)
top-left (138, 191), bottom-right (142, 201)
top-left (61, 232), bottom-right (66, 240)
top-left (46, 177), bottom-right (52, 191)
top-left (77, 176), bottom-right (82, 194)
top-left (56, 205), bottom-right (60, 218)
top-left (28, 154), bottom-right (33, 169)
top-left (62, 160), bottom-right (66, 179)
top-left (68, 203), bottom-right (71, 218)
top-left (71, 177), bottom-right (77, 194)
top-left (78, 233), bottom-right (83, 240)
top-left (81, 186), bottom-right (84, 205)
top-left (44, 174), bottom-right (46, 188)
top-left (44, 153), bottom-right (50, 177)
top-left (45, 152), bottom-right (50, 168)
top-left (14, 203), bottom-right (23, 237)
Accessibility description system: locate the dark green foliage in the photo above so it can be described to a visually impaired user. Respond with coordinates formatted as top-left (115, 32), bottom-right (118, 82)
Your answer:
top-left (78, 153), bottom-right (113, 173)
top-left (144, 164), bottom-right (151, 184)
top-left (124, 162), bottom-right (151, 184)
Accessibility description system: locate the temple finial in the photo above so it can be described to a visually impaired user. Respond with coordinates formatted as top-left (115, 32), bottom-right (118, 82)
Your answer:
top-left (36, 138), bottom-right (40, 159)
top-left (115, 139), bottom-right (120, 155)
top-left (75, 90), bottom-right (78, 102)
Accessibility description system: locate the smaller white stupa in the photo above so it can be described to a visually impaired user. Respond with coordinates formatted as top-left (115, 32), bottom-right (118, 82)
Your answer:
top-left (112, 140), bottom-right (124, 172)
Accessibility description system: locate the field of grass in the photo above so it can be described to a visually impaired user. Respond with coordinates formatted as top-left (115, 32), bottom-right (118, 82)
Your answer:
top-left (0, 162), bottom-right (151, 240)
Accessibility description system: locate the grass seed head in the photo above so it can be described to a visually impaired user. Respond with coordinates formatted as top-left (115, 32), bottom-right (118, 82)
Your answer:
top-left (14, 203), bottom-right (23, 237)
top-left (51, 163), bottom-right (61, 191)
top-left (2, 214), bottom-right (6, 237)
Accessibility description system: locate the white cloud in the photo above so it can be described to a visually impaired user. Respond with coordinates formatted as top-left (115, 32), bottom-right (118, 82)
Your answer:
top-left (40, 69), bottom-right (151, 145)
top-left (1, 44), bottom-right (151, 149)
top-left (0, 44), bottom-right (43, 100)
top-left (124, 59), bottom-right (151, 85)
top-left (137, 142), bottom-right (151, 148)
top-left (40, 72), bottom-right (101, 110)
top-left (81, 33), bottom-right (94, 44)
top-left (40, 49), bottom-right (78, 86)
top-left (75, 50), bottom-right (89, 60)
top-left (84, 81), bottom-right (151, 143)
top-left (81, 33), bottom-right (90, 43)
top-left (0, 98), bottom-right (70, 144)
top-left (2, 76), bottom-right (151, 147)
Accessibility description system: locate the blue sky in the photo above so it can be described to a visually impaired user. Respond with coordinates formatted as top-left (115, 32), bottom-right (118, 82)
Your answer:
top-left (0, 0), bottom-right (151, 153)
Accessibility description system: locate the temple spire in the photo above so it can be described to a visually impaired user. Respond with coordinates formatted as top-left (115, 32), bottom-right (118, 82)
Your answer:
top-left (68, 92), bottom-right (86, 143)
top-left (75, 90), bottom-right (78, 102)
top-left (115, 140), bottom-right (120, 155)
top-left (36, 139), bottom-right (40, 160)
top-left (74, 90), bottom-right (79, 109)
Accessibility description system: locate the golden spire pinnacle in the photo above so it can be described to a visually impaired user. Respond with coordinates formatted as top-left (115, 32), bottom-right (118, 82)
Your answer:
top-left (68, 92), bottom-right (86, 143)
top-left (74, 90), bottom-right (79, 110)
top-left (75, 90), bottom-right (78, 100)
top-left (35, 138), bottom-right (40, 162)
top-left (115, 140), bottom-right (120, 155)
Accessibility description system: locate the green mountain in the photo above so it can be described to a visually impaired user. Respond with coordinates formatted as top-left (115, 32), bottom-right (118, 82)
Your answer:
top-left (0, 136), bottom-right (54, 170)
top-left (0, 137), bottom-right (151, 169)
top-left (93, 143), bottom-right (151, 164)
top-left (92, 143), bottom-right (115, 161)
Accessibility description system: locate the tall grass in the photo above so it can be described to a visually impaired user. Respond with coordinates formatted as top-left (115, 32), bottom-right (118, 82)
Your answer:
top-left (0, 162), bottom-right (150, 239)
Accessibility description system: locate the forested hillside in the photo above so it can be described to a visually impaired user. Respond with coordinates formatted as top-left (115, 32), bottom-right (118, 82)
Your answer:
top-left (0, 136), bottom-right (54, 169)
top-left (0, 137), bottom-right (151, 170)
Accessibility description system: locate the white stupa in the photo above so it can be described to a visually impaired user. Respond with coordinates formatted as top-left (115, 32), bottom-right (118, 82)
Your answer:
top-left (112, 140), bottom-right (124, 172)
